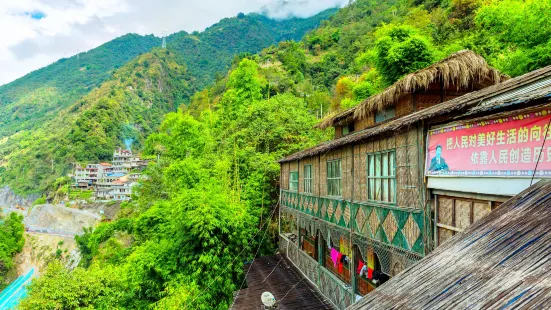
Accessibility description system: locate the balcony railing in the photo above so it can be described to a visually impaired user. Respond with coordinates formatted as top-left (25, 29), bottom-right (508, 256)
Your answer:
top-left (281, 189), bottom-right (426, 255)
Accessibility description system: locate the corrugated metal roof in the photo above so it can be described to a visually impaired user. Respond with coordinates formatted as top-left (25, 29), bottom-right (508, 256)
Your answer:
top-left (348, 180), bottom-right (551, 310)
top-left (481, 75), bottom-right (551, 106)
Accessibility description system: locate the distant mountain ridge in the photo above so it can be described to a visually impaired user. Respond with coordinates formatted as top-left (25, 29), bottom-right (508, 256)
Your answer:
top-left (0, 9), bottom-right (337, 194)
top-left (0, 10), bottom-right (336, 141)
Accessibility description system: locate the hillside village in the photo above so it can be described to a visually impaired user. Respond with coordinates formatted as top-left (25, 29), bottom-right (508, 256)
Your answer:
top-left (71, 148), bottom-right (149, 201)
top-left (2, 0), bottom-right (551, 309)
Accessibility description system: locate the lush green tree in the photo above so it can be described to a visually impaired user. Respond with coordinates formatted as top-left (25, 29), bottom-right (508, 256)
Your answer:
top-left (0, 212), bottom-right (24, 289)
top-left (375, 25), bottom-right (435, 84)
top-left (19, 262), bottom-right (128, 310)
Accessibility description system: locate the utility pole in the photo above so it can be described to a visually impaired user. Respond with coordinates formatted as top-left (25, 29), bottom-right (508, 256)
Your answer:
top-left (51, 159), bottom-right (54, 172)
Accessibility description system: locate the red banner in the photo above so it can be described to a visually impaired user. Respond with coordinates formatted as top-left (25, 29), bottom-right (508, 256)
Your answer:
top-left (426, 108), bottom-right (551, 177)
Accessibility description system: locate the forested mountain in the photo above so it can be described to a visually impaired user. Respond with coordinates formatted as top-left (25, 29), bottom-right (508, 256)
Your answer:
top-left (0, 9), bottom-right (336, 194)
top-left (167, 10), bottom-right (338, 89)
top-left (11, 0), bottom-right (551, 308)
top-left (0, 49), bottom-right (192, 194)
top-left (0, 10), bottom-right (336, 143)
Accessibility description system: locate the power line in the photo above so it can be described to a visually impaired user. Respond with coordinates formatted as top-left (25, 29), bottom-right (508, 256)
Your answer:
top-left (531, 114), bottom-right (551, 186)
top-left (278, 277), bottom-right (305, 303)
top-left (185, 201), bottom-right (279, 308)
top-left (229, 205), bottom-right (276, 309)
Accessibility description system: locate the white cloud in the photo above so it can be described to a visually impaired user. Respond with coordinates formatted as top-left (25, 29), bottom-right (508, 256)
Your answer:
top-left (0, 0), bottom-right (346, 86)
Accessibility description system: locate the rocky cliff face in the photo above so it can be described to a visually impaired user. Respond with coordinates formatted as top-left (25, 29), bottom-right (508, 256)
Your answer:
top-left (0, 186), bottom-right (38, 208)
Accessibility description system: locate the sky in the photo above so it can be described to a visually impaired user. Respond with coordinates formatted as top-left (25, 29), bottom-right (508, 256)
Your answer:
top-left (0, 0), bottom-right (347, 86)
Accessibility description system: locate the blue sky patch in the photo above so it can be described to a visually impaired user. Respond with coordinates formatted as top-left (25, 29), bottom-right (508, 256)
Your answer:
top-left (25, 11), bottom-right (47, 20)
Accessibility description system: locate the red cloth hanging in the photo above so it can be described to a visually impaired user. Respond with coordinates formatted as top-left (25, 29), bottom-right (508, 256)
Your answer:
top-left (357, 260), bottom-right (365, 275)
top-left (337, 253), bottom-right (343, 273)
top-left (368, 267), bottom-right (373, 280)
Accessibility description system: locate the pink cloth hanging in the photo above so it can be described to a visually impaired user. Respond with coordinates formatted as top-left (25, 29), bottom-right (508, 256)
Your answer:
top-left (330, 248), bottom-right (339, 267)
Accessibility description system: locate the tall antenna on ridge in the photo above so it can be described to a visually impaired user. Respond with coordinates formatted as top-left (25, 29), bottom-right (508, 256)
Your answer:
top-left (162, 30), bottom-right (167, 49)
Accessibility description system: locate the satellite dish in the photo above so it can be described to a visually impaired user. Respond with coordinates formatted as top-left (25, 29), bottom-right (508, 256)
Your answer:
top-left (261, 291), bottom-right (277, 308)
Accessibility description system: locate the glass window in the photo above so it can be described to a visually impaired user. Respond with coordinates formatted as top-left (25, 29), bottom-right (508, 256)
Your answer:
top-left (375, 106), bottom-right (396, 123)
top-left (342, 123), bottom-right (355, 136)
top-left (327, 159), bottom-right (342, 197)
top-left (289, 171), bottom-right (299, 191)
top-left (367, 151), bottom-right (396, 203)
top-left (304, 165), bottom-right (313, 193)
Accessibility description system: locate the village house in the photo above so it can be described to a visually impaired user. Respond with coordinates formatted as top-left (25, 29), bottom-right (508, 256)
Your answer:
top-left (277, 50), bottom-right (520, 309)
top-left (73, 148), bottom-right (149, 201)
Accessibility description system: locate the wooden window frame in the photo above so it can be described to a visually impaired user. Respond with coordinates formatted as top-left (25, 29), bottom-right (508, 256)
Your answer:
top-left (367, 150), bottom-right (396, 204)
top-left (327, 159), bottom-right (342, 197)
top-left (303, 164), bottom-right (313, 194)
top-left (289, 171), bottom-right (299, 192)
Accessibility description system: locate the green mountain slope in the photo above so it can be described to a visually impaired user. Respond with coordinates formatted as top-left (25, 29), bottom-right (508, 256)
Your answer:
top-left (167, 9), bottom-right (337, 88)
top-left (0, 10), bottom-right (336, 194)
top-left (0, 10), bottom-right (335, 142)
top-left (16, 0), bottom-right (551, 309)
top-left (0, 49), bottom-right (192, 194)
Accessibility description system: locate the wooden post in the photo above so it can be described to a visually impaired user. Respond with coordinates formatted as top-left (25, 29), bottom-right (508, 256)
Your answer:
top-left (350, 144), bottom-right (356, 297)
top-left (434, 194), bottom-right (439, 248)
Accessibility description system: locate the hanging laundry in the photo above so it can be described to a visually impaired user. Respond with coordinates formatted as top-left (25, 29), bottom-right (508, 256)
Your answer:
top-left (330, 248), bottom-right (339, 267)
top-left (357, 261), bottom-right (365, 275)
top-left (340, 254), bottom-right (347, 264)
top-left (327, 230), bottom-right (332, 250)
top-left (368, 267), bottom-right (374, 280)
top-left (359, 265), bottom-right (367, 277)
top-left (337, 253), bottom-right (343, 272)
top-left (367, 249), bottom-right (375, 270)
top-left (340, 237), bottom-right (350, 257)
top-left (373, 270), bottom-right (389, 282)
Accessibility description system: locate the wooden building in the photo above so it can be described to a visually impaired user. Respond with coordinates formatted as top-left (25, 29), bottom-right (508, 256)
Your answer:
top-left (278, 50), bottom-right (509, 309)
top-left (279, 49), bottom-right (551, 308)
top-left (348, 179), bottom-right (551, 310)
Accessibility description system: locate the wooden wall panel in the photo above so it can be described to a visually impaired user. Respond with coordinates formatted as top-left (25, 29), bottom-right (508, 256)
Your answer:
top-left (335, 126), bottom-right (343, 139)
top-left (438, 228), bottom-right (453, 245)
top-left (438, 197), bottom-right (453, 226)
top-left (314, 155), bottom-right (320, 196)
top-left (290, 161), bottom-right (298, 173)
top-left (473, 202), bottom-right (491, 223)
top-left (396, 95), bottom-right (413, 117)
top-left (343, 147), bottom-right (353, 200)
top-left (354, 145), bottom-right (362, 202)
top-left (359, 143), bottom-right (368, 202)
top-left (320, 154), bottom-right (327, 196)
top-left (415, 93), bottom-right (441, 110)
top-left (455, 200), bottom-right (471, 229)
top-left (281, 162), bottom-right (289, 190)
top-left (355, 113), bottom-right (375, 131)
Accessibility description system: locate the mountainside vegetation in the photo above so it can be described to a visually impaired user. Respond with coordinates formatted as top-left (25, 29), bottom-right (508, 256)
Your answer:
top-left (0, 212), bottom-right (25, 290)
top-left (0, 10), bottom-right (336, 195)
top-left (167, 9), bottom-right (338, 89)
top-left (0, 49), bottom-right (191, 194)
top-left (11, 0), bottom-right (551, 308)
top-left (0, 10), bottom-right (335, 144)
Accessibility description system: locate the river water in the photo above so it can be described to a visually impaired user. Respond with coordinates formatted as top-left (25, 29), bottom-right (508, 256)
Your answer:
top-left (0, 268), bottom-right (34, 309)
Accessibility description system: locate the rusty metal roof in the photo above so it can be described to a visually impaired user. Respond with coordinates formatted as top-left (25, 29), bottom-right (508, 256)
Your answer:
top-left (232, 255), bottom-right (335, 310)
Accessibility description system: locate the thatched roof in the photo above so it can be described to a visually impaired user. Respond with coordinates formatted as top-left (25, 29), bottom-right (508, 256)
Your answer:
top-left (280, 65), bottom-right (551, 163)
top-left (348, 179), bottom-right (551, 310)
top-left (318, 50), bottom-right (508, 130)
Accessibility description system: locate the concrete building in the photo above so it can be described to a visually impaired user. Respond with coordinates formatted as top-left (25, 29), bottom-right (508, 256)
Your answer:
top-left (73, 148), bottom-right (148, 201)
